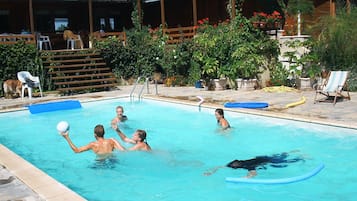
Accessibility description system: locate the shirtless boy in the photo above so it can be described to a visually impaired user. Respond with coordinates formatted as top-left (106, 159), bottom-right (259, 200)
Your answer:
top-left (61, 124), bottom-right (125, 159)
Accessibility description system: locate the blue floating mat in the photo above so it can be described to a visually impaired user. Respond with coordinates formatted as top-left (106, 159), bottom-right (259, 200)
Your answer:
top-left (224, 102), bottom-right (269, 109)
top-left (28, 100), bottom-right (82, 114)
top-left (225, 164), bottom-right (324, 185)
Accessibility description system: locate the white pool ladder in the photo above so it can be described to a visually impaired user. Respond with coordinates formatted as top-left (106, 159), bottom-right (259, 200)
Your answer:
top-left (130, 76), bottom-right (150, 101)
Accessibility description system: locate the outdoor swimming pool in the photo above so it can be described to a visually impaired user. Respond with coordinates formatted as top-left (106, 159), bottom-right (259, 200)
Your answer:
top-left (0, 98), bottom-right (356, 201)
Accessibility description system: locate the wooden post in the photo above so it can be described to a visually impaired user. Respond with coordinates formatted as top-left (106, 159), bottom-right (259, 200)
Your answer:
top-left (347, 0), bottom-right (351, 14)
top-left (137, 0), bottom-right (142, 27)
top-left (330, 0), bottom-right (336, 17)
top-left (88, 0), bottom-right (93, 48)
top-left (192, 0), bottom-right (197, 26)
top-left (29, 0), bottom-right (34, 34)
top-left (231, 0), bottom-right (236, 19)
top-left (88, 0), bottom-right (93, 34)
top-left (160, 0), bottom-right (166, 28)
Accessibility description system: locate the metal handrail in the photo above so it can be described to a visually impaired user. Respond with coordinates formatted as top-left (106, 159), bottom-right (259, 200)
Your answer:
top-left (130, 76), bottom-right (151, 100)
top-left (138, 77), bottom-right (149, 99)
top-left (129, 76), bottom-right (141, 99)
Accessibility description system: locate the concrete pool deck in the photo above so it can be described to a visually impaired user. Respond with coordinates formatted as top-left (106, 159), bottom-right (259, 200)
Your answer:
top-left (0, 84), bottom-right (356, 200)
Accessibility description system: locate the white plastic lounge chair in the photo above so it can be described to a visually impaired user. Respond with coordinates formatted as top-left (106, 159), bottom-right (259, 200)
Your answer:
top-left (17, 71), bottom-right (43, 99)
top-left (314, 71), bottom-right (351, 105)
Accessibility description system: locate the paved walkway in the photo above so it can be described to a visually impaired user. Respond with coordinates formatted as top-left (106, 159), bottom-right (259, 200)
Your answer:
top-left (0, 84), bottom-right (356, 200)
top-left (0, 164), bottom-right (45, 201)
top-left (2, 84), bottom-right (355, 127)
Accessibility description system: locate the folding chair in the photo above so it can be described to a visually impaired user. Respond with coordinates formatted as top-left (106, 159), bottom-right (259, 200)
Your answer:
top-left (314, 71), bottom-right (351, 105)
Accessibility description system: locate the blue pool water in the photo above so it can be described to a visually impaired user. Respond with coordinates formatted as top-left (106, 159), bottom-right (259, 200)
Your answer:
top-left (0, 98), bottom-right (357, 201)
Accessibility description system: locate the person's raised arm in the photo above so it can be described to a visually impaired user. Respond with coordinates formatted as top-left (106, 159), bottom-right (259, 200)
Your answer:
top-left (61, 131), bottom-right (92, 153)
top-left (245, 170), bottom-right (257, 178)
top-left (111, 118), bottom-right (118, 129)
top-left (110, 138), bottom-right (126, 151)
top-left (113, 125), bottom-right (135, 144)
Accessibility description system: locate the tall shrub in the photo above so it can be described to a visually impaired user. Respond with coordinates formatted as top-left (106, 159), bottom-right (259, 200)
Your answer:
top-left (191, 14), bottom-right (280, 89)
top-left (0, 42), bottom-right (42, 95)
top-left (311, 7), bottom-right (357, 91)
top-left (158, 40), bottom-right (194, 84)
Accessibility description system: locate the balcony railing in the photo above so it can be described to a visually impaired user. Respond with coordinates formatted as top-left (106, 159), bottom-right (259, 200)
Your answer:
top-left (163, 26), bottom-right (197, 44)
top-left (91, 31), bottom-right (126, 46)
top-left (0, 34), bottom-right (36, 45)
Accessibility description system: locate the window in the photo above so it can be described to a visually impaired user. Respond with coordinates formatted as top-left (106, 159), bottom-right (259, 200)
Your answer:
top-left (100, 18), bottom-right (105, 26)
top-left (109, 18), bottom-right (115, 31)
top-left (0, 10), bottom-right (10, 33)
top-left (54, 18), bottom-right (68, 32)
top-left (99, 17), bottom-right (116, 31)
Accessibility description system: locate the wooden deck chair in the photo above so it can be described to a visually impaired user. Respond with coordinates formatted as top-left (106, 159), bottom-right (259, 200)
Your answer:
top-left (314, 71), bottom-right (351, 105)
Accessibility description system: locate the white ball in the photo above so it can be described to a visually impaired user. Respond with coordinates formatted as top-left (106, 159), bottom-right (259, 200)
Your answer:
top-left (57, 121), bottom-right (70, 133)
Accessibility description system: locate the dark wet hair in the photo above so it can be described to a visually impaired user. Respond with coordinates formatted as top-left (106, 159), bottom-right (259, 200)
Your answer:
top-left (227, 160), bottom-right (242, 169)
top-left (116, 105), bottom-right (124, 111)
top-left (94, 124), bottom-right (105, 137)
top-left (215, 108), bottom-right (224, 116)
top-left (137, 129), bottom-right (147, 142)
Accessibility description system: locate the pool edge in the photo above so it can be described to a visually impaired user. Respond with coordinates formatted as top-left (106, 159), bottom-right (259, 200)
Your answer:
top-left (0, 144), bottom-right (87, 201)
top-left (143, 95), bottom-right (357, 130)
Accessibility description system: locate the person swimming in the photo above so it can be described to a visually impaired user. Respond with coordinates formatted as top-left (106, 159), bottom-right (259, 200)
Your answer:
top-left (204, 152), bottom-right (304, 177)
top-left (111, 106), bottom-right (128, 129)
top-left (215, 108), bottom-right (230, 130)
top-left (61, 124), bottom-right (126, 158)
top-left (113, 124), bottom-right (151, 151)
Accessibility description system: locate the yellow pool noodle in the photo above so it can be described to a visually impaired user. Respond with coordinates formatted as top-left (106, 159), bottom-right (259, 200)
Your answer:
top-left (285, 96), bottom-right (306, 108)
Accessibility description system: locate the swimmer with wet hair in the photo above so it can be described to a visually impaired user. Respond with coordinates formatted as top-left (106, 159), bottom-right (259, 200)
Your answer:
top-left (113, 124), bottom-right (151, 151)
top-left (204, 152), bottom-right (304, 177)
top-left (215, 108), bottom-right (230, 130)
top-left (61, 124), bottom-right (125, 159)
top-left (131, 129), bottom-right (151, 151)
top-left (111, 106), bottom-right (128, 129)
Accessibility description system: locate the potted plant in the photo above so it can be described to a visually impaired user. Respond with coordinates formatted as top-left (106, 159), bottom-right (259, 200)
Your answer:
top-left (269, 62), bottom-right (291, 86)
top-left (191, 14), bottom-right (280, 90)
top-left (191, 19), bottom-right (229, 90)
top-left (231, 38), bottom-right (278, 90)
top-left (250, 11), bottom-right (283, 30)
top-left (250, 12), bottom-right (268, 28)
top-left (296, 52), bottom-right (321, 89)
top-left (199, 57), bottom-right (224, 90)
top-left (222, 14), bottom-right (280, 90)
top-left (266, 11), bottom-right (283, 29)
top-left (191, 52), bottom-right (226, 90)
top-left (283, 39), bottom-right (321, 89)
